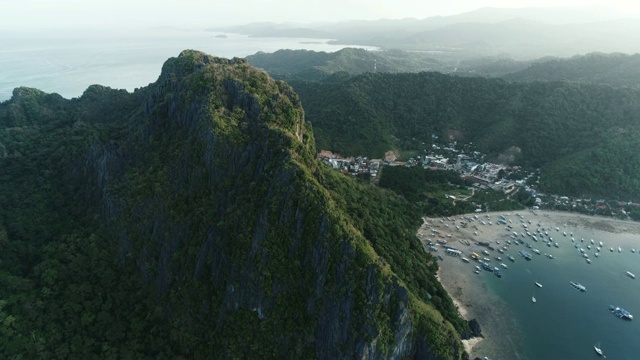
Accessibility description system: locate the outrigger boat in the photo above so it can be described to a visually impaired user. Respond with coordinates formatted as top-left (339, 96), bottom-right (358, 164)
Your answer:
top-left (594, 341), bottom-right (605, 357)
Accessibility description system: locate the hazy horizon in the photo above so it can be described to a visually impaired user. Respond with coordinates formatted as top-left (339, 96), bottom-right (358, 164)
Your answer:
top-left (2, 1), bottom-right (640, 31)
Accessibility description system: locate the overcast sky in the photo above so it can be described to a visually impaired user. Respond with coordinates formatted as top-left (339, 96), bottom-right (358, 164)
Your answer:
top-left (2, 0), bottom-right (640, 30)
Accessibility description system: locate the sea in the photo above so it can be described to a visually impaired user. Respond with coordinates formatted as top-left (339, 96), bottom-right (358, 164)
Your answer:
top-left (0, 28), bottom-right (377, 102)
top-left (477, 214), bottom-right (640, 360)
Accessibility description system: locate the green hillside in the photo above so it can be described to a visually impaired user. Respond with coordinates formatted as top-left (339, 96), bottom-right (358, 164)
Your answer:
top-left (0, 51), bottom-right (469, 359)
top-left (247, 48), bottom-right (449, 81)
top-left (504, 52), bottom-right (640, 88)
top-left (290, 72), bottom-right (640, 200)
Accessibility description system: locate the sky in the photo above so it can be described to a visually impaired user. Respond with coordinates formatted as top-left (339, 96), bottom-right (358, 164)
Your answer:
top-left (2, 0), bottom-right (640, 30)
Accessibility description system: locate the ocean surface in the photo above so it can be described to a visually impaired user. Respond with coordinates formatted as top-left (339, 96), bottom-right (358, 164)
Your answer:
top-left (478, 215), bottom-right (640, 359)
top-left (0, 28), bottom-right (377, 102)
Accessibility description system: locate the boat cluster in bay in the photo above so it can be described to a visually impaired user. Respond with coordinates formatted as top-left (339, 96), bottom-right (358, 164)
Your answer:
top-left (421, 210), bottom-right (637, 313)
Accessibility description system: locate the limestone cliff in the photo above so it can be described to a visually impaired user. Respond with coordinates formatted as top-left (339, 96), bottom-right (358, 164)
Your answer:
top-left (0, 50), bottom-right (467, 359)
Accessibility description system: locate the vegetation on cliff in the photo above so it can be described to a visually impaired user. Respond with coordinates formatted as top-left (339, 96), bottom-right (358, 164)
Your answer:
top-left (0, 51), bottom-right (468, 359)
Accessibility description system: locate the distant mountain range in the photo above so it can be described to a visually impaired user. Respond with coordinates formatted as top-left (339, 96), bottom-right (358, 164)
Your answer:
top-left (213, 7), bottom-right (640, 59)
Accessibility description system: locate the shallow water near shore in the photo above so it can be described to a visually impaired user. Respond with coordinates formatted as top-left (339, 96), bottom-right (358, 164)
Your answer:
top-left (430, 211), bottom-right (640, 360)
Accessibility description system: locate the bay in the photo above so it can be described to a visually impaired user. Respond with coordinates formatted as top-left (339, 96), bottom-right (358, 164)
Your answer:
top-left (433, 211), bottom-right (640, 360)
top-left (0, 29), bottom-right (376, 101)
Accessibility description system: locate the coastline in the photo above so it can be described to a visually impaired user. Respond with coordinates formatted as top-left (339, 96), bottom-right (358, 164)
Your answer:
top-left (421, 209), bottom-right (640, 359)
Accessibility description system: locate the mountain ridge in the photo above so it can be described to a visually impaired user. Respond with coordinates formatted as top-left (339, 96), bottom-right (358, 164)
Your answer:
top-left (0, 50), bottom-right (469, 359)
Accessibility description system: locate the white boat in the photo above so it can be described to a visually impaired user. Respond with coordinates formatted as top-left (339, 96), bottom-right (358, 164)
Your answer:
top-left (627, 271), bottom-right (636, 279)
top-left (532, 295), bottom-right (536, 303)
top-left (535, 282), bottom-right (542, 288)
top-left (461, 257), bottom-right (470, 263)
top-left (570, 281), bottom-right (587, 292)
top-left (618, 247), bottom-right (622, 253)
top-left (594, 342), bottom-right (604, 357)
top-left (501, 263), bottom-right (508, 269)
top-left (586, 258), bottom-right (592, 264)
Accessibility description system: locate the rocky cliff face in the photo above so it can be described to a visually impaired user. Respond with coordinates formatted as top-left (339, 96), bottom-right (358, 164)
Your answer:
top-left (0, 50), bottom-right (466, 359)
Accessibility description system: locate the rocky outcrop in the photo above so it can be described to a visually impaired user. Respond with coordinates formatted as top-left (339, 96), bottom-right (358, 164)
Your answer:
top-left (0, 50), bottom-right (466, 359)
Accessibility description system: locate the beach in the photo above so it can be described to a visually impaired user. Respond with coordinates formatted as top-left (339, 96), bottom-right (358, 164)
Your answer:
top-left (420, 210), bottom-right (640, 359)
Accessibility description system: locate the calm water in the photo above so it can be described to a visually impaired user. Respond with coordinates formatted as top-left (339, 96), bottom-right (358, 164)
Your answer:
top-left (482, 217), bottom-right (640, 360)
top-left (0, 28), bottom-right (377, 101)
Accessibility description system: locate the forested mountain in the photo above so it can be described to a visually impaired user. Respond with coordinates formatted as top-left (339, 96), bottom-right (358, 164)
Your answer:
top-left (247, 48), bottom-right (449, 81)
top-left (504, 52), bottom-right (640, 88)
top-left (0, 51), bottom-right (471, 359)
top-left (247, 48), bottom-right (541, 80)
top-left (290, 73), bottom-right (640, 200)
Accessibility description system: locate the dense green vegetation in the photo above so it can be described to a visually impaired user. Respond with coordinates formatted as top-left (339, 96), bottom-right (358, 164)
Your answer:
top-left (248, 48), bottom-right (449, 81)
top-left (290, 72), bottom-right (640, 200)
top-left (505, 53), bottom-right (640, 89)
top-left (0, 51), bottom-right (467, 359)
top-left (377, 167), bottom-right (523, 216)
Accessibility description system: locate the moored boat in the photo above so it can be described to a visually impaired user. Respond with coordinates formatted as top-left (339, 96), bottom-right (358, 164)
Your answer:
top-left (570, 281), bottom-right (587, 292)
top-left (627, 271), bottom-right (635, 279)
top-left (610, 305), bottom-right (633, 320)
top-left (594, 342), bottom-right (604, 357)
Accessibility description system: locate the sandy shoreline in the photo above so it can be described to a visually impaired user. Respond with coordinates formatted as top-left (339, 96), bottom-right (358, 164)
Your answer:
top-left (420, 209), bottom-right (640, 359)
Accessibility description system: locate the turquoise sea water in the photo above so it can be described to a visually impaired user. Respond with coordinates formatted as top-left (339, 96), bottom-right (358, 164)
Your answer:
top-left (480, 216), bottom-right (640, 360)
top-left (0, 29), bottom-right (376, 101)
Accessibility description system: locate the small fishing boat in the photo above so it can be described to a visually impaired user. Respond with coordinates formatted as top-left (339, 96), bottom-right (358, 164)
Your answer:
top-left (594, 341), bottom-right (605, 357)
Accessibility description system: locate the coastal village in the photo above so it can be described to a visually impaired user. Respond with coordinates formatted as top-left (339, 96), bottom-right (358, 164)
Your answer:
top-left (319, 139), bottom-right (640, 221)
top-left (320, 139), bottom-right (640, 360)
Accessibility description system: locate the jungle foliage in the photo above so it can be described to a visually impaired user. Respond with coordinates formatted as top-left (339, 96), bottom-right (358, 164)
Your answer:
top-left (0, 51), bottom-right (467, 359)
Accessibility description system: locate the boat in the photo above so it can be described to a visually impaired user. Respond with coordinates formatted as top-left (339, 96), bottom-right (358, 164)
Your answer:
top-left (594, 342), bottom-right (604, 357)
top-left (535, 282), bottom-right (542, 288)
top-left (546, 254), bottom-right (554, 259)
top-left (570, 281), bottom-right (587, 292)
top-left (501, 263), bottom-right (508, 269)
top-left (508, 255), bottom-right (515, 262)
top-left (532, 294), bottom-right (536, 303)
top-left (610, 247), bottom-right (614, 252)
top-left (474, 269), bottom-right (480, 274)
top-left (618, 247), bottom-right (622, 253)
top-left (461, 257), bottom-right (470, 263)
top-left (494, 269), bottom-right (503, 278)
top-left (586, 258), bottom-right (591, 264)
top-left (610, 305), bottom-right (633, 320)
top-left (627, 271), bottom-right (636, 279)
top-left (519, 250), bottom-right (532, 260)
